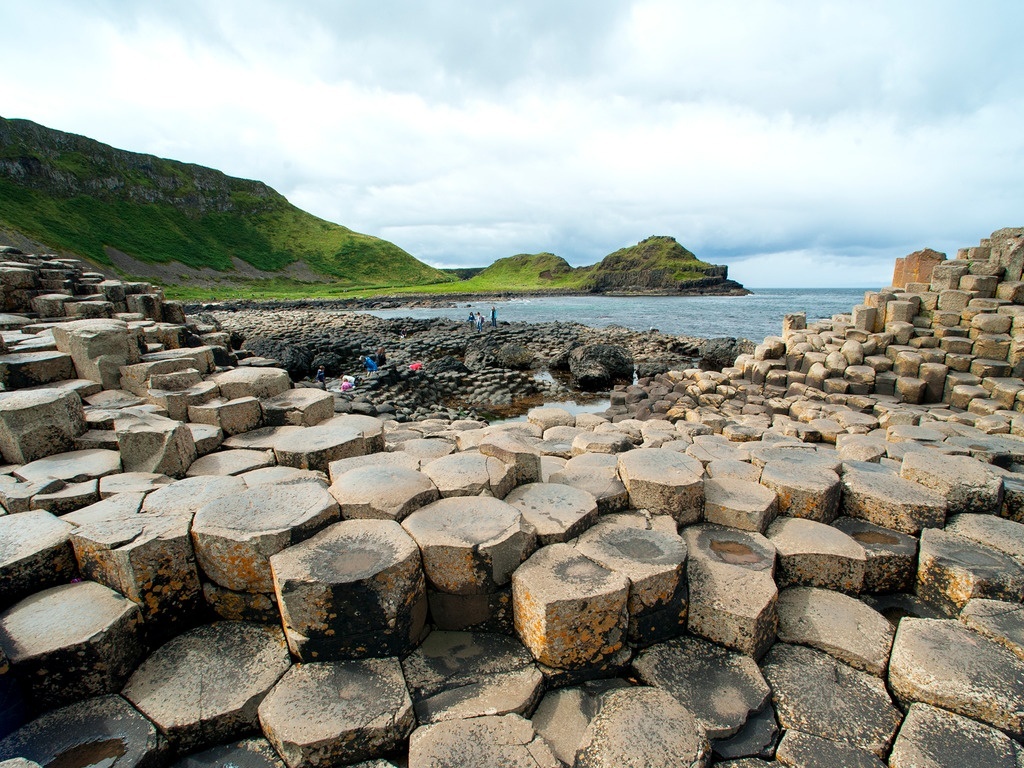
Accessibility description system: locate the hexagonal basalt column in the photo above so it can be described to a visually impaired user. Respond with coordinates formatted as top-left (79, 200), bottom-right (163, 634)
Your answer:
top-left (0, 388), bottom-right (86, 465)
top-left (512, 543), bottom-right (629, 669)
top-left (273, 423), bottom-right (374, 473)
top-left (833, 516), bottom-right (918, 593)
top-left (258, 658), bottom-right (415, 766)
top-left (841, 461), bottom-right (947, 535)
top-left (0, 582), bottom-right (143, 711)
top-left (767, 517), bottom-right (867, 593)
top-left (0, 510), bottom-right (76, 609)
top-left (192, 481), bottom-right (339, 593)
top-left (420, 452), bottom-right (516, 498)
top-left (504, 482), bottom-right (599, 545)
top-left (270, 519), bottom-right (427, 661)
top-left (916, 528), bottom-right (1024, 613)
top-left (703, 476), bottom-right (778, 533)
top-left (574, 518), bottom-right (688, 646)
top-left (616, 448), bottom-right (704, 525)
top-left (402, 496), bottom-right (536, 596)
top-left (122, 621), bottom-right (291, 753)
top-left (330, 465), bottom-right (439, 522)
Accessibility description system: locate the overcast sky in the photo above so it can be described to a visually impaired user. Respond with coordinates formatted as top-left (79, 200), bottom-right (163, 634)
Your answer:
top-left (2, 1), bottom-right (1022, 287)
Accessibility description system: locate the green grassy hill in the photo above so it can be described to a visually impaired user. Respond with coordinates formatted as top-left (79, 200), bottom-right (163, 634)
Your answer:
top-left (0, 116), bottom-right (452, 292)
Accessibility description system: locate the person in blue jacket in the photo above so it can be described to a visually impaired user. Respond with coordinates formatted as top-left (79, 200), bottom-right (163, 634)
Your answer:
top-left (363, 355), bottom-right (378, 373)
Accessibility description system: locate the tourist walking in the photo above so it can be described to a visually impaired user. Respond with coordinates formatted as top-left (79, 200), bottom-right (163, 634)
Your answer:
top-left (314, 365), bottom-right (326, 390)
top-left (491, 306), bottom-right (497, 328)
top-left (476, 312), bottom-right (484, 332)
top-left (467, 310), bottom-right (475, 329)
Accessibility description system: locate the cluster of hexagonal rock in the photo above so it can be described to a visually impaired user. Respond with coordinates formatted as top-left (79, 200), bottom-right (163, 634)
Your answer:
top-left (0, 243), bottom-right (1023, 765)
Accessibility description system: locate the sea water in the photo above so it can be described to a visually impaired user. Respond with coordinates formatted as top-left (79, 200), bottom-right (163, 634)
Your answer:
top-left (364, 287), bottom-right (873, 342)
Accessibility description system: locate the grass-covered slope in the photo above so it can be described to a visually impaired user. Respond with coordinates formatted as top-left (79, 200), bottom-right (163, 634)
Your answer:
top-left (0, 116), bottom-right (452, 289)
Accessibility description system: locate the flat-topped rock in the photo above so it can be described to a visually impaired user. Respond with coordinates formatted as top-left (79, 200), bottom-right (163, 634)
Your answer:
top-left (703, 477), bottom-right (778, 532)
top-left (192, 481), bottom-right (339, 592)
top-left (945, 512), bottom-right (1024, 566)
top-left (115, 412), bottom-right (197, 478)
top-left (0, 510), bottom-right (76, 608)
top-left (479, 431), bottom-right (542, 485)
top-left (0, 350), bottom-right (75, 390)
top-left (330, 464), bottom-right (438, 521)
top-left (408, 713), bottom-right (559, 768)
top-left (222, 425), bottom-right (303, 450)
top-left (185, 448), bottom-right (275, 477)
top-left (171, 737), bottom-right (286, 768)
top-left (122, 621), bottom-right (292, 752)
top-left (420, 452), bottom-right (515, 498)
top-left (14, 448), bottom-right (121, 484)
top-left (395, 437), bottom-right (456, 461)
top-left (0, 695), bottom-right (167, 768)
top-left (959, 598), bottom-right (1024, 660)
top-left (530, 680), bottom-right (630, 765)
top-left (241, 465), bottom-right (328, 488)
top-left (571, 431), bottom-right (632, 456)
top-left (900, 451), bottom-right (1003, 515)
top-left (188, 396), bottom-right (263, 436)
top-left (258, 658), bottom-right (415, 766)
top-left (763, 643), bottom-right (902, 757)
top-left (547, 456), bottom-right (629, 514)
top-left (98, 471), bottom-right (172, 497)
top-left (840, 461), bottom-right (947, 534)
top-left (573, 686), bottom-right (711, 768)
top-left (777, 586), bottom-right (894, 676)
top-left (401, 631), bottom-right (542, 724)
top-left (832, 516), bottom-right (918, 593)
top-left (209, 367), bottom-right (290, 400)
top-left (270, 519), bottom-right (427, 660)
top-left (504, 481), bottom-right (599, 545)
top-left (142, 474), bottom-right (246, 517)
top-left (916, 528), bottom-right (1024, 613)
top-left (273, 423), bottom-right (378, 473)
top-left (775, 730), bottom-right (885, 768)
top-left (889, 702), bottom-right (1024, 768)
top-left (616, 448), bottom-right (705, 525)
top-left (767, 517), bottom-right (866, 593)
top-left (528, 407), bottom-right (575, 431)
top-left (261, 387), bottom-right (334, 427)
top-left (0, 388), bottom-right (85, 465)
top-left (575, 518), bottom-right (688, 645)
top-left (51, 318), bottom-right (141, 390)
top-left (0, 581), bottom-right (143, 710)
top-left (758, 461), bottom-right (841, 523)
top-left (402, 496), bottom-right (536, 595)
top-left (889, 617), bottom-right (1024, 738)
top-left (512, 542), bottom-right (629, 669)
top-left (328, 450), bottom-right (421, 480)
top-left (633, 635), bottom-right (769, 739)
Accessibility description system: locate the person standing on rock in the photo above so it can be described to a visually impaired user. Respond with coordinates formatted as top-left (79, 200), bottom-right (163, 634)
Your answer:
top-left (375, 346), bottom-right (387, 366)
top-left (491, 306), bottom-right (497, 328)
top-left (467, 310), bottom-right (475, 329)
top-left (476, 312), bottom-right (484, 332)
top-left (314, 365), bottom-right (326, 389)
top-left (363, 355), bottom-right (378, 373)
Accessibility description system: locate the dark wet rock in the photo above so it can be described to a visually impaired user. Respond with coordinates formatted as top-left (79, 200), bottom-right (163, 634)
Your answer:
top-left (408, 713), bottom-right (559, 768)
top-left (569, 344), bottom-right (634, 390)
top-left (171, 737), bottom-right (286, 768)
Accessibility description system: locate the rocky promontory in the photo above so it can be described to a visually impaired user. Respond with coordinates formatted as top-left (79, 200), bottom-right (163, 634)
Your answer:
top-left (0, 228), bottom-right (1022, 766)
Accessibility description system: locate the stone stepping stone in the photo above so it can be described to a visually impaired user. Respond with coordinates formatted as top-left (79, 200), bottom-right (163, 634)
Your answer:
top-left (776, 587), bottom-right (894, 676)
top-left (0, 351), bottom-right (74, 390)
top-left (70, 512), bottom-right (200, 635)
top-left (31, 478), bottom-right (99, 515)
top-left (540, 455), bottom-right (566, 481)
top-left (261, 387), bottom-right (334, 427)
top-left (573, 686), bottom-right (711, 768)
top-left (401, 631), bottom-right (542, 724)
top-left (548, 455), bottom-right (629, 514)
top-left (210, 367), bottom-right (290, 400)
top-left (98, 471), bottom-right (172, 498)
top-left (758, 461), bottom-right (840, 523)
top-left (188, 396), bottom-right (263, 436)
top-left (706, 458), bottom-right (762, 483)
top-left (403, 496), bottom-right (536, 595)
top-left (258, 658), bottom-right (414, 766)
top-left (959, 598), bottom-right (1024, 660)
top-left (479, 431), bottom-right (542, 486)
top-left (202, 581), bottom-right (279, 624)
top-left (222, 425), bottom-right (303, 450)
top-left (14, 448), bottom-right (120, 484)
top-left (0, 391), bottom-right (84, 462)
top-left (0, 581), bottom-right (143, 710)
top-left (687, 433), bottom-right (752, 464)
top-left (531, 680), bottom-right (630, 765)
top-left (704, 477), bottom-right (778, 532)
top-left (420, 452), bottom-right (515, 498)
top-left (916, 528), bottom-right (1024, 613)
top-left (187, 422), bottom-right (223, 455)
top-left (171, 737), bottom-right (286, 768)
top-left (270, 519), bottom-right (427, 661)
top-left (185, 448), bottom-right (275, 477)
top-left (633, 635), bottom-right (770, 739)
top-left (528, 406), bottom-right (575, 431)
top-left (682, 524), bottom-right (778, 658)
top-left (775, 730), bottom-right (885, 768)
top-left (836, 433), bottom-right (887, 463)
top-left (64, 491), bottom-right (145, 526)
top-left (767, 517), bottom-right (866, 593)
top-left (274, 423), bottom-right (380, 473)
top-left (762, 643), bottom-right (902, 757)
top-left (330, 465), bottom-right (439, 521)
top-left (122, 621), bottom-right (291, 752)
top-left (192, 481), bottom-right (339, 592)
top-left (408, 713), bottom-right (559, 768)
top-left (888, 702), bottom-right (1024, 768)
top-left (141, 474), bottom-right (247, 518)
top-left (115, 413), bottom-right (197, 479)
top-left (0, 510), bottom-right (76, 608)
top-left (0, 695), bottom-right (167, 767)
top-left (512, 542), bottom-right (629, 669)
top-left (0, 477), bottom-right (62, 516)
top-left (900, 451), bottom-right (1003, 515)
top-left (328, 450), bottom-right (421, 481)
top-left (888, 617), bottom-right (1024, 739)
top-left (840, 461), bottom-right (947, 534)
top-left (945, 513), bottom-right (1024, 566)
top-left (747, 442), bottom-right (828, 468)
top-left (574, 518), bottom-right (688, 645)
top-left (616, 448), bottom-right (705, 525)
top-left (832, 517), bottom-right (918, 593)
top-left (571, 431), bottom-right (632, 456)
top-left (241, 466), bottom-right (328, 488)
top-left (51, 319), bottom-right (140, 389)
top-left (504, 481), bottom-right (599, 545)
top-left (396, 437), bottom-right (456, 461)
top-left (710, 703), bottom-right (778, 763)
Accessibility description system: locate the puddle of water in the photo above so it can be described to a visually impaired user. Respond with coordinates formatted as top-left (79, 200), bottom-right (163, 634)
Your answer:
top-left (851, 530), bottom-right (900, 546)
top-left (47, 739), bottom-right (126, 768)
top-left (709, 539), bottom-right (762, 565)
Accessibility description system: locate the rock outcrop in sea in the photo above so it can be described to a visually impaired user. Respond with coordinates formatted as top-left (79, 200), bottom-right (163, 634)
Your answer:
top-left (0, 228), bottom-right (1022, 766)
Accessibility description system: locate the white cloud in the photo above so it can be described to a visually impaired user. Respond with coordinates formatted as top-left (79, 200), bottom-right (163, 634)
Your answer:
top-left (1, 0), bottom-right (1022, 285)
